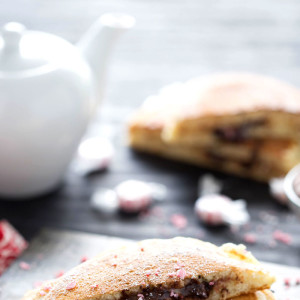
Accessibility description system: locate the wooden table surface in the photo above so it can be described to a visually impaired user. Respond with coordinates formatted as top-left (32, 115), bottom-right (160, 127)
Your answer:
top-left (0, 0), bottom-right (300, 268)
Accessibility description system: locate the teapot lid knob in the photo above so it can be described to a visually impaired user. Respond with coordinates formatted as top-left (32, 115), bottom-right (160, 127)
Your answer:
top-left (2, 22), bottom-right (26, 51)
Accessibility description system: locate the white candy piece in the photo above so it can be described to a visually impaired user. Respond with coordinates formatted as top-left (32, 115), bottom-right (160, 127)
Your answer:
top-left (90, 188), bottom-right (118, 214)
top-left (194, 194), bottom-right (250, 226)
top-left (198, 174), bottom-right (222, 196)
top-left (72, 137), bottom-right (114, 175)
top-left (90, 180), bottom-right (167, 213)
top-left (269, 177), bottom-right (289, 205)
top-left (115, 180), bottom-right (153, 213)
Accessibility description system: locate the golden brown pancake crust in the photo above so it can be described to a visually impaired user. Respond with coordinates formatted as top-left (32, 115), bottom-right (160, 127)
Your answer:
top-left (23, 238), bottom-right (275, 300)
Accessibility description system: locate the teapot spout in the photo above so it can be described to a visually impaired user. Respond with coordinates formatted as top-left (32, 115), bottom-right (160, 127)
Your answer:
top-left (77, 13), bottom-right (135, 101)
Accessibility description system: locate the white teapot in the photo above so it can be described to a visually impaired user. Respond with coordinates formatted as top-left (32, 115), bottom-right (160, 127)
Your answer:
top-left (0, 13), bottom-right (135, 198)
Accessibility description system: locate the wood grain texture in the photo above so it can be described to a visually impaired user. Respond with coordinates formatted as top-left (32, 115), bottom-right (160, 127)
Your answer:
top-left (0, 0), bottom-right (299, 272)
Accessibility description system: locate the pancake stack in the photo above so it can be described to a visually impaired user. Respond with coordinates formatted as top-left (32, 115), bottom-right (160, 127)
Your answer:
top-left (129, 73), bottom-right (300, 181)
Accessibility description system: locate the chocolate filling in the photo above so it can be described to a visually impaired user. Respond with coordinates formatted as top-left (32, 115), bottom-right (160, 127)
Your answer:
top-left (206, 141), bottom-right (261, 170)
top-left (121, 279), bottom-right (212, 300)
top-left (213, 119), bottom-right (266, 142)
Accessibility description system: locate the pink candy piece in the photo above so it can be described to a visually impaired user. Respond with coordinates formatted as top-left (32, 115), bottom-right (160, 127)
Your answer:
top-left (19, 261), bottom-right (31, 270)
top-left (170, 214), bottom-right (187, 229)
top-left (116, 180), bottom-right (152, 213)
top-left (0, 220), bottom-right (28, 275)
top-left (66, 281), bottom-right (77, 290)
top-left (176, 268), bottom-right (186, 280)
top-left (80, 255), bottom-right (88, 263)
top-left (194, 194), bottom-right (230, 225)
top-left (74, 137), bottom-right (115, 175)
top-left (272, 230), bottom-right (292, 245)
top-left (55, 270), bottom-right (65, 278)
top-left (243, 233), bottom-right (257, 244)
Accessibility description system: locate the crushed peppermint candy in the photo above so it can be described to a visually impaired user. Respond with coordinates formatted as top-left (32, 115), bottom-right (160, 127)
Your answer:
top-left (176, 268), bottom-right (186, 280)
top-left (272, 230), bottom-right (292, 245)
top-left (55, 270), bottom-right (65, 278)
top-left (66, 281), bottom-right (77, 290)
top-left (116, 180), bottom-right (153, 213)
top-left (19, 261), bottom-right (31, 270)
top-left (284, 278), bottom-right (291, 287)
top-left (80, 256), bottom-right (88, 263)
top-left (43, 285), bottom-right (52, 292)
top-left (138, 294), bottom-right (145, 300)
top-left (170, 214), bottom-right (187, 229)
top-left (243, 233), bottom-right (257, 244)
top-left (0, 220), bottom-right (28, 275)
top-left (195, 194), bottom-right (249, 226)
top-left (90, 284), bottom-right (99, 289)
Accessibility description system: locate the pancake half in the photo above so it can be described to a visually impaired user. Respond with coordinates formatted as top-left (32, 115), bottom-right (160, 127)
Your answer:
top-left (23, 237), bottom-right (275, 300)
top-left (129, 106), bottom-right (300, 181)
top-left (159, 73), bottom-right (300, 145)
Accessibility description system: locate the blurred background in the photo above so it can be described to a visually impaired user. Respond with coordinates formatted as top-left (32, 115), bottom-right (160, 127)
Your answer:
top-left (3, 0), bottom-right (300, 108)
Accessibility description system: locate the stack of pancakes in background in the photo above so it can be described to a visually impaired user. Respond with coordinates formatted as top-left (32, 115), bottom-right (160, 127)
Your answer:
top-left (128, 73), bottom-right (300, 181)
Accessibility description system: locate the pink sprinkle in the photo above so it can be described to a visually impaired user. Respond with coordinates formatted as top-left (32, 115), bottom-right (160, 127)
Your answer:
top-left (243, 233), bottom-right (257, 244)
top-left (170, 214), bottom-right (187, 230)
top-left (33, 281), bottom-right (43, 288)
top-left (66, 281), bottom-right (77, 290)
top-left (39, 291), bottom-right (47, 296)
top-left (284, 278), bottom-right (291, 287)
top-left (209, 281), bottom-right (215, 286)
top-left (138, 294), bottom-right (145, 300)
top-left (19, 261), bottom-right (31, 270)
top-left (112, 262), bottom-right (117, 267)
top-left (272, 230), bottom-right (292, 245)
top-left (90, 284), bottom-right (98, 289)
top-left (80, 256), bottom-right (88, 263)
top-left (146, 271), bottom-right (151, 277)
top-left (43, 285), bottom-right (52, 292)
top-left (141, 281), bottom-right (146, 285)
top-left (170, 290), bottom-right (179, 298)
top-left (176, 268), bottom-right (186, 280)
top-left (140, 247), bottom-right (144, 252)
top-left (55, 270), bottom-right (65, 278)
top-left (114, 255), bottom-right (118, 258)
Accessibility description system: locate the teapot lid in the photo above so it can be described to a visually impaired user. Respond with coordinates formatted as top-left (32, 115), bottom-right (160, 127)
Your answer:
top-left (0, 22), bottom-right (80, 75)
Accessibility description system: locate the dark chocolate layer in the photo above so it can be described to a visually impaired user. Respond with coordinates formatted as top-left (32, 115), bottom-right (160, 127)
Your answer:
top-left (121, 279), bottom-right (212, 300)
top-left (214, 119), bottom-right (266, 142)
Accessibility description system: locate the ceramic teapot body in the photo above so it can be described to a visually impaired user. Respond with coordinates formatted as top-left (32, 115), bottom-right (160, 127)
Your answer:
top-left (0, 15), bottom-right (134, 198)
